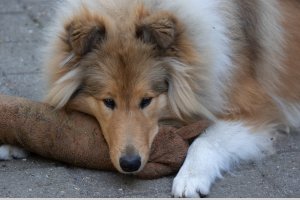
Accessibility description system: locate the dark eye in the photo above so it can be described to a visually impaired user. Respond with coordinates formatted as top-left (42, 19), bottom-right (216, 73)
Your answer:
top-left (140, 97), bottom-right (153, 109)
top-left (103, 99), bottom-right (116, 110)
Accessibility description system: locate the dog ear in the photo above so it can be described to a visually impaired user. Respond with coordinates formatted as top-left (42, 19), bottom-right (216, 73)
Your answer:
top-left (66, 19), bottom-right (106, 56)
top-left (136, 12), bottom-right (177, 50)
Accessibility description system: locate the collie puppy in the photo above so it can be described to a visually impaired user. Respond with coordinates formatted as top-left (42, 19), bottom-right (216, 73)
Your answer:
top-left (3, 0), bottom-right (298, 197)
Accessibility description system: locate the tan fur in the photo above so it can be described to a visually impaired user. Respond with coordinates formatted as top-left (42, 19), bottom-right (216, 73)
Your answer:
top-left (275, 1), bottom-right (300, 101)
top-left (224, 0), bottom-right (300, 126)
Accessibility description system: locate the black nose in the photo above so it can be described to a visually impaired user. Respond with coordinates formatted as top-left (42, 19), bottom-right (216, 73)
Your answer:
top-left (119, 154), bottom-right (141, 172)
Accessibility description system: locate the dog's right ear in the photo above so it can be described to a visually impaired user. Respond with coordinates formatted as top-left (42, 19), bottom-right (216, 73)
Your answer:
top-left (65, 17), bottom-right (106, 56)
top-left (136, 12), bottom-right (178, 50)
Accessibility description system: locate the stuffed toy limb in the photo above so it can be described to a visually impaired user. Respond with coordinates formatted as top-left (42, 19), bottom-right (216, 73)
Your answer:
top-left (0, 95), bottom-right (209, 179)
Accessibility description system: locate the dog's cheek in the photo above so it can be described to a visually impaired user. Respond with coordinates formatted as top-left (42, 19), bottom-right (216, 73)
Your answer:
top-left (156, 94), bottom-right (168, 112)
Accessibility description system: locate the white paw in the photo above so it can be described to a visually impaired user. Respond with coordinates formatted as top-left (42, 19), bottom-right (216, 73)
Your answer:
top-left (171, 120), bottom-right (275, 197)
top-left (172, 168), bottom-right (211, 198)
top-left (0, 145), bottom-right (28, 160)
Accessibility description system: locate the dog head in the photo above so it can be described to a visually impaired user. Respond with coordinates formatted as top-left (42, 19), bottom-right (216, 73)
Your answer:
top-left (45, 5), bottom-right (203, 173)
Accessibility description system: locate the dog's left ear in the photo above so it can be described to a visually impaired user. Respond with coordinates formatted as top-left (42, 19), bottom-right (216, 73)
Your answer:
top-left (66, 18), bottom-right (106, 56)
top-left (136, 12), bottom-right (178, 50)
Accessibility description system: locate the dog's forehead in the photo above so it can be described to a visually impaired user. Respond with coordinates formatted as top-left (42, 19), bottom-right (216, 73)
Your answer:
top-left (82, 31), bottom-right (168, 99)
top-left (95, 41), bottom-right (155, 76)
top-left (85, 56), bottom-right (158, 92)
top-left (84, 59), bottom-right (167, 101)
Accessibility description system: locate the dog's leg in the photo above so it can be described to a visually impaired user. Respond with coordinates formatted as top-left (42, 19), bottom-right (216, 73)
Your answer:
top-left (0, 145), bottom-right (28, 160)
top-left (172, 120), bottom-right (274, 197)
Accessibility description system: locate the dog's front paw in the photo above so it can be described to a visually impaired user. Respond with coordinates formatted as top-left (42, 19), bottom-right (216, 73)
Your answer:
top-left (0, 145), bottom-right (28, 160)
top-left (172, 170), bottom-right (210, 198)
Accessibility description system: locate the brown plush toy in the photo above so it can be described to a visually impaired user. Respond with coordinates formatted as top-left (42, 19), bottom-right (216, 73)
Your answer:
top-left (0, 95), bottom-right (210, 179)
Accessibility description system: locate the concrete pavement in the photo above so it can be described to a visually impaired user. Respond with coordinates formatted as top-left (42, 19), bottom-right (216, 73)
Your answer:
top-left (0, 0), bottom-right (299, 197)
